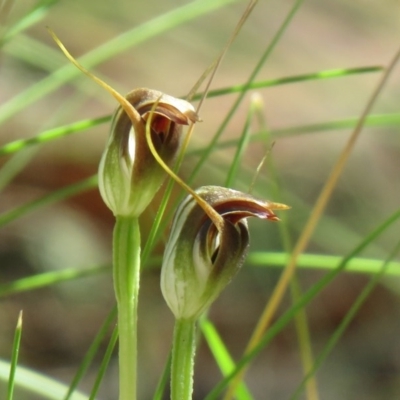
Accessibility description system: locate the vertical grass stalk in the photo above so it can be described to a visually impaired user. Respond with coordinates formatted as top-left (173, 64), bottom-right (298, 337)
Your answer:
top-left (7, 311), bottom-right (23, 400)
top-left (113, 217), bottom-right (141, 400)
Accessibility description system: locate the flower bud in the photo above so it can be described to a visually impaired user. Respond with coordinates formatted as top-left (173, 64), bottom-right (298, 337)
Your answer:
top-left (161, 186), bottom-right (289, 320)
top-left (98, 88), bottom-right (199, 217)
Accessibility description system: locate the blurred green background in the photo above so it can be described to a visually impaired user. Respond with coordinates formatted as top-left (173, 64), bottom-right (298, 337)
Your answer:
top-left (1, 0), bottom-right (400, 399)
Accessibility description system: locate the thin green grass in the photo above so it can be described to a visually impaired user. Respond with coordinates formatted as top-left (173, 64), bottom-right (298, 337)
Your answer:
top-left (63, 308), bottom-right (117, 400)
top-left (88, 326), bottom-right (118, 400)
top-left (152, 351), bottom-right (172, 400)
top-left (6, 312), bottom-right (22, 400)
top-left (0, 0), bottom-right (60, 46)
top-left (0, 359), bottom-right (88, 400)
top-left (249, 252), bottom-right (400, 276)
top-left (200, 316), bottom-right (253, 400)
top-left (0, 175), bottom-right (97, 227)
top-left (0, 264), bottom-right (109, 297)
top-left (223, 97), bottom-right (254, 187)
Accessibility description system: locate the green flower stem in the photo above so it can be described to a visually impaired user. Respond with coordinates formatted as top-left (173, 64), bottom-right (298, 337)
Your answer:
top-left (171, 318), bottom-right (197, 400)
top-left (113, 216), bottom-right (141, 400)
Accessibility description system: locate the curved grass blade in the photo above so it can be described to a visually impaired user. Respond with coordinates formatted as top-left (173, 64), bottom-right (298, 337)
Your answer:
top-left (152, 351), bottom-right (172, 400)
top-left (0, 0), bottom-right (60, 46)
top-left (0, 265), bottom-right (109, 297)
top-left (204, 207), bottom-right (400, 399)
top-left (6, 311), bottom-right (22, 400)
top-left (248, 252), bottom-right (400, 276)
top-left (186, 111), bottom-right (400, 157)
top-left (268, 112), bottom-right (400, 138)
top-left (4, 35), bottom-right (124, 107)
top-left (0, 359), bottom-right (89, 400)
top-left (200, 316), bottom-right (253, 400)
top-left (0, 148), bottom-right (38, 191)
top-left (0, 116), bottom-right (110, 156)
top-left (88, 325), bottom-right (118, 400)
top-left (192, 65), bottom-right (383, 101)
top-left (0, 175), bottom-right (97, 228)
top-left (63, 307), bottom-right (116, 400)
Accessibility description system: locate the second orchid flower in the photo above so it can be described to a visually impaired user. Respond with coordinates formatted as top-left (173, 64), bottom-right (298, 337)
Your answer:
top-left (161, 185), bottom-right (290, 320)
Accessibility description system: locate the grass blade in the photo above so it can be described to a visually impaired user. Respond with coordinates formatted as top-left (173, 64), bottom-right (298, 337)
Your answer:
top-left (0, 148), bottom-right (38, 191)
top-left (192, 66), bottom-right (383, 101)
top-left (152, 351), bottom-right (172, 400)
top-left (224, 96), bottom-right (256, 187)
top-left (0, 175), bottom-right (97, 228)
top-left (64, 307), bottom-right (117, 400)
top-left (6, 311), bottom-right (22, 400)
top-left (0, 265), bottom-right (109, 297)
top-left (200, 317), bottom-right (254, 400)
top-left (88, 325), bottom-right (118, 400)
top-left (0, 0), bottom-right (60, 46)
top-left (248, 252), bottom-right (400, 276)
top-left (0, 359), bottom-right (89, 400)
top-left (0, 116), bottom-right (110, 156)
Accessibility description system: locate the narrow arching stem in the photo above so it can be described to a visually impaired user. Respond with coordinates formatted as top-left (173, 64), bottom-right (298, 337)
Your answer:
top-left (171, 318), bottom-right (197, 400)
top-left (113, 216), bottom-right (141, 400)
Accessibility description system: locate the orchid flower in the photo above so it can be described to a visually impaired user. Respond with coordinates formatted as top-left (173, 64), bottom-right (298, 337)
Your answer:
top-left (161, 185), bottom-right (290, 320)
top-left (98, 88), bottom-right (199, 217)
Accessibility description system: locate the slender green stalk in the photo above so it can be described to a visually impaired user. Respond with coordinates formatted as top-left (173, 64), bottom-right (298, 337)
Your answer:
top-left (113, 217), bottom-right (141, 400)
top-left (0, 265), bottom-right (109, 297)
top-left (192, 65), bottom-right (382, 101)
top-left (200, 316), bottom-right (253, 400)
top-left (89, 325), bottom-right (119, 400)
top-left (171, 318), bottom-right (197, 400)
top-left (0, 116), bottom-right (110, 156)
top-left (0, 175), bottom-right (98, 228)
top-left (7, 311), bottom-right (23, 400)
top-left (153, 350), bottom-right (172, 400)
top-left (64, 307), bottom-right (117, 400)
